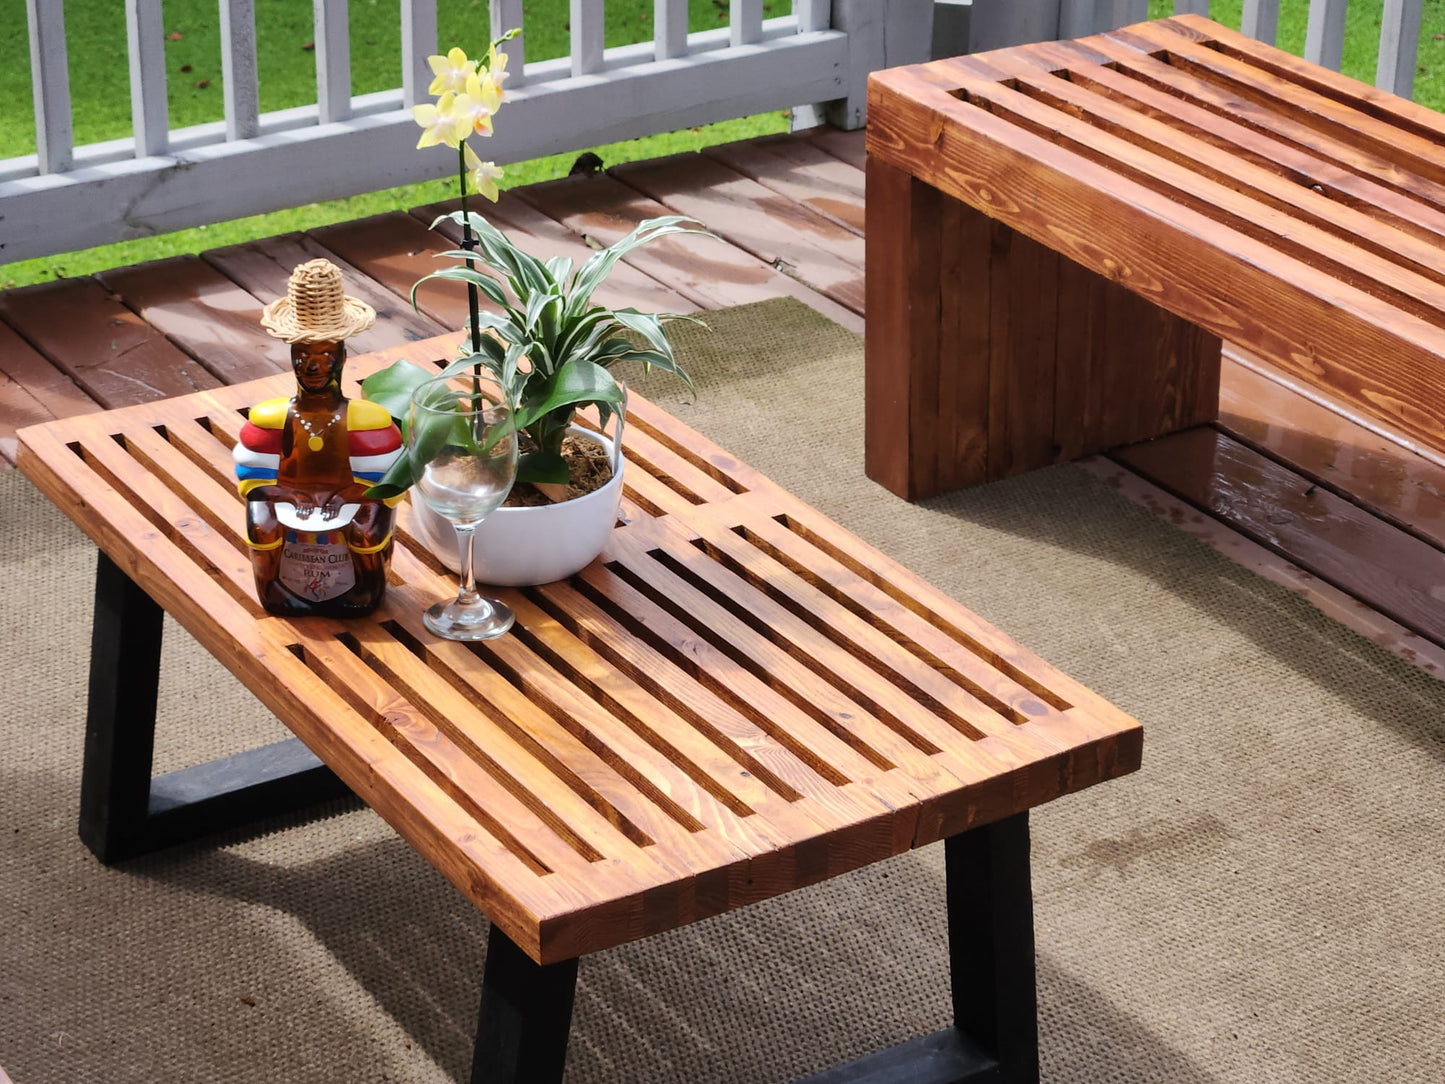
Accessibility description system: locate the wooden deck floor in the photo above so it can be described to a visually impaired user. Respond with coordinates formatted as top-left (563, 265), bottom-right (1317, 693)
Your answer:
top-left (2, 127), bottom-right (1442, 677)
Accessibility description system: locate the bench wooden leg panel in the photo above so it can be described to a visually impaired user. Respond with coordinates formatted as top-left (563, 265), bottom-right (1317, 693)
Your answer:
top-left (79, 551), bottom-right (353, 863)
top-left (865, 158), bottom-right (1222, 500)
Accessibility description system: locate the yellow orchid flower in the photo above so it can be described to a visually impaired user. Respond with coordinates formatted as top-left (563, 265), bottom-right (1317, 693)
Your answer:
top-left (412, 92), bottom-right (470, 149)
top-left (486, 40), bottom-right (510, 88)
top-left (464, 143), bottom-right (504, 202)
top-left (426, 47), bottom-right (476, 96)
top-left (454, 72), bottom-right (503, 136)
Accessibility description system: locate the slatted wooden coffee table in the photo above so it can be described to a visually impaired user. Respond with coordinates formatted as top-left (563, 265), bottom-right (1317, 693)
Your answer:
top-left (18, 334), bottom-right (1141, 1084)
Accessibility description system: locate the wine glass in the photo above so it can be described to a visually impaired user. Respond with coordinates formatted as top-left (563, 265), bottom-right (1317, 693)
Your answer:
top-left (408, 375), bottom-right (518, 640)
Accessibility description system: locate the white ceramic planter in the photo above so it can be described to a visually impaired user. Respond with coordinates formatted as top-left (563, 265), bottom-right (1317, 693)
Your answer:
top-left (410, 427), bottom-right (624, 586)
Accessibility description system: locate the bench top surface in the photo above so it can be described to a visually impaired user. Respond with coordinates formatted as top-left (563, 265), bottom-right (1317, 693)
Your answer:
top-left (866, 13), bottom-right (1445, 455)
top-left (17, 334), bottom-right (1141, 964)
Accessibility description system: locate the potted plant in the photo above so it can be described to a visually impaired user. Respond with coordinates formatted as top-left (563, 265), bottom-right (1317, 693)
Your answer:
top-left (361, 34), bottom-right (707, 585)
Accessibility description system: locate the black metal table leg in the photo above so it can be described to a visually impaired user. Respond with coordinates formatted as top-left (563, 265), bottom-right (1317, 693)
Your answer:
top-left (472, 923), bottom-right (579, 1084)
top-left (78, 551), bottom-right (354, 864)
top-left (796, 812), bottom-right (1038, 1084)
top-left (948, 812), bottom-right (1039, 1084)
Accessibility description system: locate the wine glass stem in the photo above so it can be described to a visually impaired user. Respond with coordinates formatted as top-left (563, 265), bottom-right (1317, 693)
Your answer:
top-left (455, 524), bottom-right (481, 606)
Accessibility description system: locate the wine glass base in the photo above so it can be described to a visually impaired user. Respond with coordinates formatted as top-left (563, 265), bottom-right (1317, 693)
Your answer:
top-left (424, 596), bottom-right (515, 641)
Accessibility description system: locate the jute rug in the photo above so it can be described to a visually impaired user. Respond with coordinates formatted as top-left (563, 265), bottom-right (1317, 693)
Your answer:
top-left (2, 298), bottom-right (1441, 1083)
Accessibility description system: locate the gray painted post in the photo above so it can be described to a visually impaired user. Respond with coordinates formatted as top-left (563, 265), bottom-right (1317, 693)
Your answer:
top-left (1059, 0), bottom-right (1101, 39)
top-left (1241, 0), bottom-right (1281, 43)
top-left (1170, 0), bottom-right (1211, 16)
top-left (401, 0), bottom-right (439, 108)
top-left (26, 0), bottom-right (72, 175)
top-left (732, 0), bottom-right (765, 46)
top-left (571, 0), bottom-right (604, 76)
top-left (221, 0), bottom-right (261, 140)
top-left (126, 0), bottom-right (169, 157)
top-left (827, 0), bottom-right (934, 130)
top-left (492, 0), bottom-right (527, 89)
top-left (1304, 0), bottom-right (1348, 71)
top-left (315, 0), bottom-right (352, 124)
top-left (1377, 0), bottom-right (1424, 98)
top-left (656, 0), bottom-right (690, 59)
top-left (968, 0), bottom-right (1061, 52)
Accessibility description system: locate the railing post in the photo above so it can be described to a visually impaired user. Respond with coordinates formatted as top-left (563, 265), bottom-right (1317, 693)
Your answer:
top-left (221, 0), bottom-right (261, 141)
top-left (315, 0), bottom-right (352, 124)
top-left (825, 0), bottom-right (934, 130)
top-left (1241, 0), bottom-right (1281, 44)
top-left (1170, 0), bottom-right (1210, 16)
top-left (655, 0), bottom-right (689, 60)
top-left (402, 0), bottom-right (439, 108)
top-left (571, 0), bottom-right (604, 76)
top-left (966, 0), bottom-right (1062, 52)
top-left (1377, 0), bottom-right (1424, 99)
top-left (492, 0), bottom-right (526, 89)
top-left (26, 0), bottom-right (73, 175)
top-left (731, 0), bottom-right (764, 47)
top-left (1304, 0), bottom-right (1348, 72)
top-left (126, 0), bottom-right (170, 157)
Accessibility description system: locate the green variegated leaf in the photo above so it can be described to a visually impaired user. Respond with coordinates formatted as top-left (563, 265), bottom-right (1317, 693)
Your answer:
top-left (517, 450), bottom-right (570, 485)
top-left (513, 360), bottom-right (623, 429)
top-left (413, 266), bottom-right (511, 310)
top-left (359, 360), bottom-right (437, 437)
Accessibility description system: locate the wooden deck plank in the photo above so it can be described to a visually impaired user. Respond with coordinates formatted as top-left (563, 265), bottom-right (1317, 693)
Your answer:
top-left (202, 231), bottom-right (444, 354)
top-left (1112, 426), bottom-right (1445, 647)
top-left (0, 277), bottom-right (221, 408)
top-left (308, 212), bottom-right (474, 331)
top-left (702, 133), bottom-right (866, 234)
top-left (0, 321), bottom-right (102, 464)
top-left (808, 126), bottom-right (866, 170)
top-left (1221, 353), bottom-right (1445, 550)
top-left (612, 152), bottom-right (865, 312)
top-left (96, 255), bottom-right (288, 383)
top-left (517, 173), bottom-right (865, 333)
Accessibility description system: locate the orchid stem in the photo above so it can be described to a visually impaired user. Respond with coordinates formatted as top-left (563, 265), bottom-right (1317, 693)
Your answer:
top-left (458, 144), bottom-right (483, 414)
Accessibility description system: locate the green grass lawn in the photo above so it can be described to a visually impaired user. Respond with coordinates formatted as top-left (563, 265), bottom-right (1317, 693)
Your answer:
top-left (2, 0), bottom-right (1443, 289)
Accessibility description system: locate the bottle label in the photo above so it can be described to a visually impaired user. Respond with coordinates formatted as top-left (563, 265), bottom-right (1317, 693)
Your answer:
top-left (279, 528), bottom-right (355, 602)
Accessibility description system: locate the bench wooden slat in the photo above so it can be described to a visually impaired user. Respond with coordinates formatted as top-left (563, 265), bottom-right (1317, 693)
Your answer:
top-left (1031, 38), bottom-right (1445, 254)
top-left (1113, 20), bottom-right (1445, 199)
top-left (946, 52), bottom-right (1445, 331)
top-left (1002, 44), bottom-right (1445, 296)
top-left (1163, 13), bottom-right (1445, 145)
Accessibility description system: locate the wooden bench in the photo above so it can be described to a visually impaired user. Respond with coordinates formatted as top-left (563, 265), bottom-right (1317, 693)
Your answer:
top-left (864, 14), bottom-right (1445, 499)
top-left (17, 333), bottom-right (1141, 1083)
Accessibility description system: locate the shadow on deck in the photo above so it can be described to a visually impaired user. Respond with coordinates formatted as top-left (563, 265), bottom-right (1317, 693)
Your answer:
top-left (1, 127), bottom-right (1441, 677)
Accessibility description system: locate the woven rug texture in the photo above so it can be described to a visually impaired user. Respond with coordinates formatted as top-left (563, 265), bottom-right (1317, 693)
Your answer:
top-left (1, 297), bottom-right (1442, 1083)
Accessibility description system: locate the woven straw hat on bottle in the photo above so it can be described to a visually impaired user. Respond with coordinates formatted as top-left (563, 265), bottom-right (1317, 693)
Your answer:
top-left (260, 258), bottom-right (376, 343)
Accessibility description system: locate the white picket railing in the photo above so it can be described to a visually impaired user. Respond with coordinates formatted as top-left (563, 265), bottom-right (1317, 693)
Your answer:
top-left (2, 0), bottom-right (1433, 265)
top-left (2, 0), bottom-right (929, 264)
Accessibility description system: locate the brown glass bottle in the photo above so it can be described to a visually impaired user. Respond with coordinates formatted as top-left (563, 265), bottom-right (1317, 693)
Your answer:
top-left (243, 339), bottom-right (397, 617)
